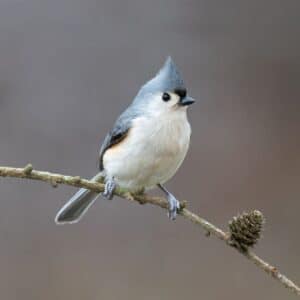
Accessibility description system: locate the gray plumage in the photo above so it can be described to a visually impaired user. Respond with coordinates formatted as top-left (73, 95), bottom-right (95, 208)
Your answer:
top-left (135, 56), bottom-right (186, 101)
top-left (55, 173), bottom-right (103, 224)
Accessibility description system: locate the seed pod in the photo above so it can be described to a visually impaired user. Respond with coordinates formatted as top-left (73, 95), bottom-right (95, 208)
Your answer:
top-left (229, 210), bottom-right (265, 251)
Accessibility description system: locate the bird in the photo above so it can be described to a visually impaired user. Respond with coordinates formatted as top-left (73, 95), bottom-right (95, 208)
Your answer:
top-left (55, 56), bottom-right (195, 224)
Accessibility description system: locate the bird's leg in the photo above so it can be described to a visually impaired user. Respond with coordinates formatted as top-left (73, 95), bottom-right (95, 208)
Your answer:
top-left (102, 177), bottom-right (116, 200)
top-left (157, 184), bottom-right (180, 220)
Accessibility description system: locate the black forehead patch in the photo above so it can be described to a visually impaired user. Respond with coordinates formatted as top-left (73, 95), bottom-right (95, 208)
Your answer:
top-left (174, 88), bottom-right (187, 99)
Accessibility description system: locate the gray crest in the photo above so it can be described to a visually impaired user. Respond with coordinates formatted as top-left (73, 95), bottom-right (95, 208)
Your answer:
top-left (134, 57), bottom-right (186, 101)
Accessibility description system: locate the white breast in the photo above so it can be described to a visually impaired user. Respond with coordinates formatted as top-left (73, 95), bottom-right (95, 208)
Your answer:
top-left (103, 109), bottom-right (191, 191)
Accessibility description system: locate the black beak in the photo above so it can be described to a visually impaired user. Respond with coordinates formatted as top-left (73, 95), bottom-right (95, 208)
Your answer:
top-left (179, 95), bottom-right (195, 106)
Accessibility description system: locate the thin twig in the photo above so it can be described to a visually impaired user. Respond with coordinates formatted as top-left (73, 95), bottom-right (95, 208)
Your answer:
top-left (0, 164), bottom-right (299, 297)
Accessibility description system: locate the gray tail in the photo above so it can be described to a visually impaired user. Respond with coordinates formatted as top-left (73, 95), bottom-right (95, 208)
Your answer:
top-left (55, 173), bottom-right (103, 225)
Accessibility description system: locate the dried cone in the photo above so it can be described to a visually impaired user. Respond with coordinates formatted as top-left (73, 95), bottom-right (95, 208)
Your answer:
top-left (229, 210), bottom-right (265, 251)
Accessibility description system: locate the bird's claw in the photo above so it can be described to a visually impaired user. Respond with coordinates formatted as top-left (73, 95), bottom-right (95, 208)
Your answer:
top-left (102, 179), bottom-right (116, 200)
top-left (167, 194), bottom-right (180, 220)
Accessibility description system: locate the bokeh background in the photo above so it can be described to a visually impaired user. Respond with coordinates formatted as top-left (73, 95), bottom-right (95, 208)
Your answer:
top-left (0, 0), bottom-right (299, 299)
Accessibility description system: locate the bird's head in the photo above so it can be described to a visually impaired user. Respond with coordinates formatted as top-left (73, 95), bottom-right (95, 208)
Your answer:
top-left (132, 57), bottom-right (195, 116)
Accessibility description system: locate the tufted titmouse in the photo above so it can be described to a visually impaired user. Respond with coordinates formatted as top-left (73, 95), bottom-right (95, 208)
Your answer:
top-left (55, 57), bottom-right (195, 224)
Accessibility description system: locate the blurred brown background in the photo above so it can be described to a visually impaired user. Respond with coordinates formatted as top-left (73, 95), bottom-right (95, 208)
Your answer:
top-left (0, 0), bottom-right (299, 299)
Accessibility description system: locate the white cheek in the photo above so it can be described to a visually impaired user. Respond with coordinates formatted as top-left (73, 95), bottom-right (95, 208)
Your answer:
top-left (146, 94), bottom-right (164, 113)
top-left (147, 93), bottom-right (179, 114)
top-left (168, 95), bottom-right (180, 107)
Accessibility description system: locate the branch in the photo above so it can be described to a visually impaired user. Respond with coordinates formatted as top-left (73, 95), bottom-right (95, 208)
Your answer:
top-left (0, 164), bottom-right (299, 297)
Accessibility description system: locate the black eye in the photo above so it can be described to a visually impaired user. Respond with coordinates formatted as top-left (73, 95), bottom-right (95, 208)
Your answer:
top-left (162, 92), bottom-right (171, 101)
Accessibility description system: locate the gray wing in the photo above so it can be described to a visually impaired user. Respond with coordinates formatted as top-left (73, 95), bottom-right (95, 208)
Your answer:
top-left (98, 106), bottom-right (140, 171)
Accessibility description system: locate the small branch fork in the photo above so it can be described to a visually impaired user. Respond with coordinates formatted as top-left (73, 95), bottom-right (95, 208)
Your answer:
top-left (0, 164), bottom-right (299, 297)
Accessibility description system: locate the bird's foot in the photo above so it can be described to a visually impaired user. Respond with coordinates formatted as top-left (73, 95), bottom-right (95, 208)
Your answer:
top-left (102, 178), bottom-right (116, 200)
top-left (157, 184), bottom-right (180, 220)
top-left (167, 193), bottom-right (180, 220)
